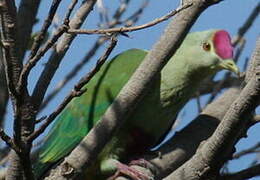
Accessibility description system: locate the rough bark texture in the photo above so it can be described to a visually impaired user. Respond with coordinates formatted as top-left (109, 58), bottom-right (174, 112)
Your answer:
top-left (0, 57), bottom-right (8, 127)
top-left (0, 1), bottom-right (35, 179)
top-left (150, 88), bottom-right (241, 179)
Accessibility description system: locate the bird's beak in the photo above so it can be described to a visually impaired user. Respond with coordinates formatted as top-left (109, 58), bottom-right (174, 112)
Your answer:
top-left (218, 59), bottom-right (240, 76)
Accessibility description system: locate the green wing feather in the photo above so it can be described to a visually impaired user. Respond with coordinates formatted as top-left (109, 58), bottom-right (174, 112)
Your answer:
top-left (34, 49), bottom-right (147, 176)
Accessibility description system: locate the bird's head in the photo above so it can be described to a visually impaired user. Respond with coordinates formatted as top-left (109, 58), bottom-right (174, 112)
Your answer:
top-left (182, 29), bottom-right (239, 76)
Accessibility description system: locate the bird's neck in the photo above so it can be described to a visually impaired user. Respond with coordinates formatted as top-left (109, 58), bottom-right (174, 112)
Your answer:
top-left (160, 57), bottom-right (211, 106)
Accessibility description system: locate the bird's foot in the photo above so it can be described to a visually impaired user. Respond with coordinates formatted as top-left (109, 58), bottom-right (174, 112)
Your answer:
top-left (129, 158), bottom-right (154, 170)
top-left (107, 161), bottom-right (153, 180)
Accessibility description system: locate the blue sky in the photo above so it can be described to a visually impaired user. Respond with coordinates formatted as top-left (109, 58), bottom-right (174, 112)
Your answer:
top-left (3, 0), bottom-right (260, 178)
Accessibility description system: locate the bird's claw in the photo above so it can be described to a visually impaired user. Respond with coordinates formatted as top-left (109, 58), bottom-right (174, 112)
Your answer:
top-left (129, 158), bottom-right (154, 170)
top-left (107, 161), bottom-right (153, 180)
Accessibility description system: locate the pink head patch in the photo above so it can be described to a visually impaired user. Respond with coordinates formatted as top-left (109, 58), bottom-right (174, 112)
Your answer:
top-left (213, 30), bottom-right (233, 59)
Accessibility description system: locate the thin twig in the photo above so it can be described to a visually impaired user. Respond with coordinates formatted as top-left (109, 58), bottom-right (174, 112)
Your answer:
top-left (40, 1), bottom-right (148, 111)
top-left (123, 0), bottom-right (148, 25)
top-left (67, 4), bottom-right (192, 35)
top-left (221, 164), bottom-right (260, 180)
top-left (195, 92), bottom-right (202, 113)
top-left (17, 0), bottom-right (41, 62)
top-left (27, 37), bottom-right (117, 142)
top-left (233, 142), bottom-right (260, 159)
top-left (17, 0), bottom-right (78, 93)
top-left (28, 0), bottom-right (63, 60)
top-left (63, 0), bottom-right (78, 25)
top-left (18, 24), bottom-right (68, 92)
top-left (232, 2), bottom-right (260, 46)
top-left (31, 0), bottom-right (98, 111)
top-left (0, 128), bottom-right (19, 153)
top-left (40, 37), bottom-right (107, 111)
top-left (113, 0), bottom-right (129, 20)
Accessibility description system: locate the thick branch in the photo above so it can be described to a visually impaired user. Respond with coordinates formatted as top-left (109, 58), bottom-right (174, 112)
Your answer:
top-left (114, 88), bottom-right (241, 180)
top-left (0, 1), bottom-right (35, 179)
top-left (0, 53), bottom-right (8, 127)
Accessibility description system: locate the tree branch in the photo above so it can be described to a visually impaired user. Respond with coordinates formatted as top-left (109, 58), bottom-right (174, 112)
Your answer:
top-left (17, 0), bottom-right (42, 61)
top-left (28, 0), bottom-right (63, 60)
top-left (28, 37), bottom-right (117, 142)
top-left (0, 1), bottom-right (37, 179)
top-left (232, 2), bottom-right (260, 46)
top-left (31, 0), bottom-right (98, 111)
top-left (220, 164), bottom-right (260, 180)
top-left (113, 87), bottom-right (241, 180)
top-left (253, 115), bottom-right (260, 123)
top-left (40, 0), bottom-right (148, 111)
top-left (0, 128), bottom-right (19, 153)
top-left (67, 4), bottom-right (192, 35)
top-left (232, 142), bottom-right (260, 159)
top-left (0, 51), bottom-right (8, 127)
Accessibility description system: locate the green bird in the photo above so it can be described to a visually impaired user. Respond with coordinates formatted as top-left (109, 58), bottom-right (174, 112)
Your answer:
top-left (34, 30), bottom-right (239, 179)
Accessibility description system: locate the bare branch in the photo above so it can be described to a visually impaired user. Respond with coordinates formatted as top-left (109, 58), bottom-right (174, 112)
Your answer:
top-left (28, 37), bottom-right (117, 142)
top-left (151, 88), bottom-right (241, 179)
top-left (221, 164), bottom-right (260, 180)
top-left (233, 142), bottom-right (260, 159)
top-left (17, 0), bottom-right (42, 61)
top-left (245, 38), bottom-right (260, 83)
top-left (40, 0), bottom-right (148, 111)
top-left (113, 88), bottom-right (242, 180)
top-left (0, 1), bottom-right (36, 179)
top-left (18, 24), bottom-right (68, 93)
top-left (40, 37), bottom-right (107, 111)
top-left (28, 0), bottom-right (63, 60)
top-left (123, 1), bottom-right (148, 25)
top-left (232, 2), bottom-right (260, 46)
top-left (63, 0), bottom-right (78, 24)
top-left (196, 76), bottom-right (241, 97)
top-left (253, 115), bottom-right (260, 123)
top-left (0, 51), bottom-right (8, 126)
top-left (31, 0), bottom-right (98, 111)
top-left (0, 128), bottom-right (19, 153)
top-left (17, 0), bottom-right (76, 94)
top-left (67, 4), bottom-right (192, 35)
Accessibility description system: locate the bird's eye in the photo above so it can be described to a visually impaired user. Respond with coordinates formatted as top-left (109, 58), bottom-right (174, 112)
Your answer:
top-left (202, 42), bottom-right (211, 51)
